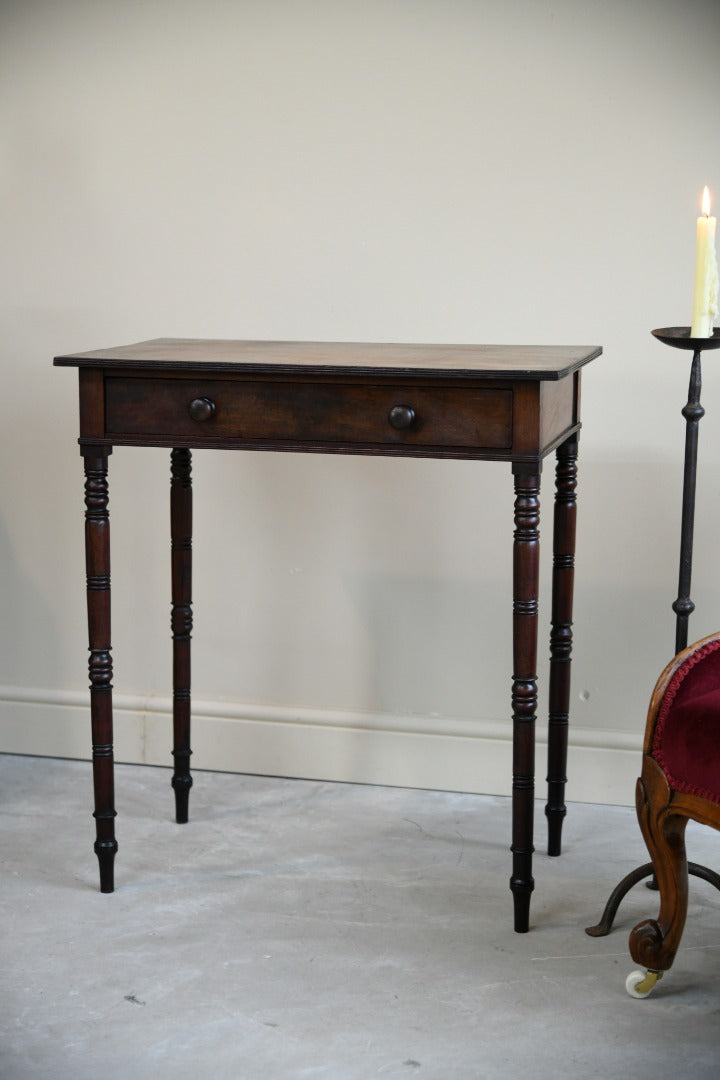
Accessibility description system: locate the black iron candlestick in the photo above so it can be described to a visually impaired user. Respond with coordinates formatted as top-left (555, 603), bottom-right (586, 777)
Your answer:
top-left (654, 327), bottom-right (720, 652)
top-left (586, 327), bottom-right (720, 938)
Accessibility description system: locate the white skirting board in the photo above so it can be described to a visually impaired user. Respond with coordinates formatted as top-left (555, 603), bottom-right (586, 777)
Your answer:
top-left (0, 685), bottom-right (642, 807)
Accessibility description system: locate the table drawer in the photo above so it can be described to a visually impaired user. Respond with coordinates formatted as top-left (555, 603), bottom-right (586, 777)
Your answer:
top-left (104, 376), bottom-right (513, 450)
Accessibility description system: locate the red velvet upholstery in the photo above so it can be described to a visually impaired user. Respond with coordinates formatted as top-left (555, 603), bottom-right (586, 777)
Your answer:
top-left (652, 637), bottom-right (720, 804)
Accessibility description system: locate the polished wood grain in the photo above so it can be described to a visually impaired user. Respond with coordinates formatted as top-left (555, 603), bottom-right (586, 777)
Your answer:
top-left (104, 376), bottom-right (514, 452)
top-left (67, 359), bottom-right (594, 465)
top-left (56, 338), bottom-right (601, 379)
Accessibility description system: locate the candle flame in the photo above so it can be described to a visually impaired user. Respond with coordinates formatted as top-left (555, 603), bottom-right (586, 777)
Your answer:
top-left (702, 185), bottom-right (711, 216)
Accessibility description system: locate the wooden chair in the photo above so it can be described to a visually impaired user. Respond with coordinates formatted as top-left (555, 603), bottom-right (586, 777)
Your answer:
top-left (626, 631), bottom-right (720, 997)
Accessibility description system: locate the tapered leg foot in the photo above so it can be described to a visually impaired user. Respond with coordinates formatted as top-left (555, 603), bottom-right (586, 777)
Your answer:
top-left (546, 813), bottom-right (565, 858)
top-left (95, 835), bottom-right (118, 893)
top-left (171, 768), bottom-right (193, 825)
top-left (511, 876), bottom-right (534, 934)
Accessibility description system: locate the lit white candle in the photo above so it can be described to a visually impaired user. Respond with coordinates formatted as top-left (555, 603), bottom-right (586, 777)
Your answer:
top-left (691, 185), bottom-right (718, 337)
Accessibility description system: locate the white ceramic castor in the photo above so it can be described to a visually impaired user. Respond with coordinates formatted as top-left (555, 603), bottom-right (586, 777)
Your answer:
top-left (625, 969), bottom-right (663, 998)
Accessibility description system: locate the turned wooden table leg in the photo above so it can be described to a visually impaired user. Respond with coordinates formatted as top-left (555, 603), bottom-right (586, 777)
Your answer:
top-left (546, 434), bottom-right (578, 856)
top-left (170, 448), bottom-right (193, 823)
top-left (629, 757), bottom-right (690, 974)
top-left (510, 465), bottom-right (541, 932)
top-left (83, 448), bottom-right (117, 892)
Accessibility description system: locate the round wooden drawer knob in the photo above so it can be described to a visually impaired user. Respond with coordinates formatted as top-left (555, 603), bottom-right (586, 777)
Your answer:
top-left (188, 397), bottom-right (216, 422)
top-left (388, 404), bottom-right (416, 430)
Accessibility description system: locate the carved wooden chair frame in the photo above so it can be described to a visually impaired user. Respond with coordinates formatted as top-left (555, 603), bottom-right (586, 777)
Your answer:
top-left (628, 631), bottom-right (720, 994)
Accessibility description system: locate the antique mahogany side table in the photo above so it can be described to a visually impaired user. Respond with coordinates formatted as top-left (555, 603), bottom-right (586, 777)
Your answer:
top-left (55, 338), bottom-right (601, 932)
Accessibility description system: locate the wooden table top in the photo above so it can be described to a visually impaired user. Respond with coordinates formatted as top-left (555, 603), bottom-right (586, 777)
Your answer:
top-left (55, 338), bottom-right (602, 381)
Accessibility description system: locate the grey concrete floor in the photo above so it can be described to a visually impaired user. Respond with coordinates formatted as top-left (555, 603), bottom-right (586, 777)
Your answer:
top-left (1, 754), bottom-right (719, 1079)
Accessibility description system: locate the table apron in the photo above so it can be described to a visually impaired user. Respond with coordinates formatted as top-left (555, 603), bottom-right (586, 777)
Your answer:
top-left (78, 370), bottom-right (581, 462)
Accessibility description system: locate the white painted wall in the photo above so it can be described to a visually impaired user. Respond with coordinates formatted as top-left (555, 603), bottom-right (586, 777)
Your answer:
top-left (2, 0), bottom-right (720, 805)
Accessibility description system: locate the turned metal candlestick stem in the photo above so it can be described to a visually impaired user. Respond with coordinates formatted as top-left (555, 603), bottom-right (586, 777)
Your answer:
top-left (651, 327), bottom-right (720, 652)
top-left (673, 347), bottom-right (704, 654)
